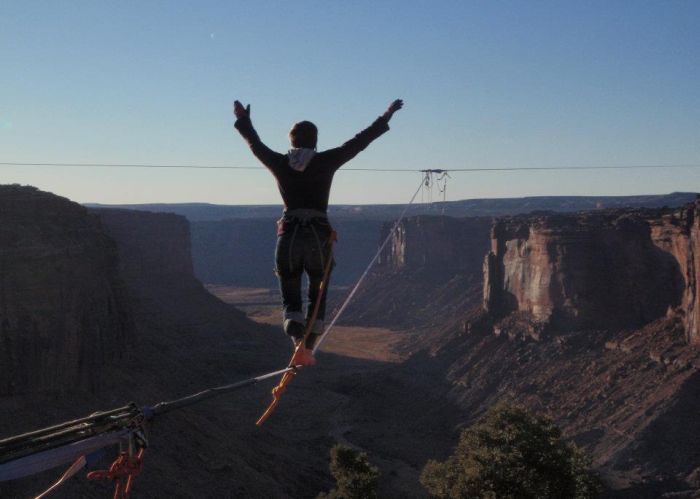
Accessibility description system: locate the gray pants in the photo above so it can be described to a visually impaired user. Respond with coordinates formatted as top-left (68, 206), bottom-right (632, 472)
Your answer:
top-left (274, 212), bottom-right (334, 341)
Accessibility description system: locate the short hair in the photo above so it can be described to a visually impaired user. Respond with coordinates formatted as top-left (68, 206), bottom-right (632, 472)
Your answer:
top-left (289, 121), bottom-right (318, 149)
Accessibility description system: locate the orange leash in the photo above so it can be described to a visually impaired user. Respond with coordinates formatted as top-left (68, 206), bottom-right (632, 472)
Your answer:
top-left (255, 369), bottom-right (297, 426)
top-left (256, 230), bottom-right (336, 426)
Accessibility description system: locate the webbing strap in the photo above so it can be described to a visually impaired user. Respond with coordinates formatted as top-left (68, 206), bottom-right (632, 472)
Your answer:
top-left (148, 366), bottom-right (296, 417)
top-left (0, 430), bottom-right (131, 482)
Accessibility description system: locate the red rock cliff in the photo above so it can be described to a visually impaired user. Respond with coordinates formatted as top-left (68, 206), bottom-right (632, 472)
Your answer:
top-left (483, 209), bottom-right (685, 334)
top-left (648, 199), bottom-right (700, 344)
top-left (0, 186), bottom-right (133, 395)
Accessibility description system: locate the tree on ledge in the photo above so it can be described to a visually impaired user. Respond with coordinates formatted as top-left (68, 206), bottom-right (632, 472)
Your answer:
top-left (317, 444), bottom-right (380, 499)
top-left (420, 404), bottom-right (601, 499)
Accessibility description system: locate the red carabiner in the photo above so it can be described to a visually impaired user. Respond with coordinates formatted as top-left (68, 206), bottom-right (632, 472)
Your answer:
top-left (87, 448), bottom-right (145, 499)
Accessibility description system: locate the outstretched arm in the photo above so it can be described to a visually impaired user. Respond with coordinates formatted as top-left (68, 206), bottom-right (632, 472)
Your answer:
top-left (233, 100), bottom-right (285, 171)
top-left (325, 98), bottom-right (404, 170)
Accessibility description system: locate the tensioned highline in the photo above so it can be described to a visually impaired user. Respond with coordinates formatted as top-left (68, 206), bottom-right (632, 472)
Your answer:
top-left (1, 162), bottom-right (700, 172)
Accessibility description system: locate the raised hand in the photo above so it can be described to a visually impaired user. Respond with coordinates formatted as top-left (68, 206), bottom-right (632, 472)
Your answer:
top-left (383, 99), bottom-right (404, 121)
top-left (233, 100), bottom-right (251, 119)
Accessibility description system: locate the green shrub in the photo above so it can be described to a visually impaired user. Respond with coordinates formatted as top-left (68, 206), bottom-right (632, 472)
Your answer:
top-left (318, 445), bottom-right (381, 499)
top-left (420, 404), bottom-right (601, 498)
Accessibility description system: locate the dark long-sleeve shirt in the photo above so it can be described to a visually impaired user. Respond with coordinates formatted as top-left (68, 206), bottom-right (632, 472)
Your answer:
top-left (234, 115), bottom-right (390, 213)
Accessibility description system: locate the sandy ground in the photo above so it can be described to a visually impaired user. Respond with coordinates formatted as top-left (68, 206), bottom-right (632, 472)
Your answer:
top-left (207, 285), bottom-right (407, 363)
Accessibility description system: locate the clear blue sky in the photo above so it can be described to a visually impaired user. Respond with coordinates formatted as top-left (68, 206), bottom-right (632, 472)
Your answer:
top-left (1, 1), bottom-right (699, 204)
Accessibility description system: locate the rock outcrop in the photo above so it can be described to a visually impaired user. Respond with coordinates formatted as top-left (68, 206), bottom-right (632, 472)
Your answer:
top-left (649, 199), bottom-right (700, 344)
top-left (94, 208), bottom-right (196, 286)
top-left (484, 201), bottom-right (700, 342)
top-left (345, 216), bottom-right (491, 329)
top-left (379, 215), bottom-right (492, 276)
top-left (92, 208), bottom-right (261, 347)
top-left (0, 186), bottom-right (132, 395)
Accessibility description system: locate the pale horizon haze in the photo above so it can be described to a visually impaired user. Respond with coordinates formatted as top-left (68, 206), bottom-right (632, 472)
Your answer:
top-left (1, 1), bottom-right (699, 205)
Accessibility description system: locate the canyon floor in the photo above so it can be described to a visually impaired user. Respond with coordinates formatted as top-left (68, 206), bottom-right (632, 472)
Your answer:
top-left (206, 285), bottom-right (407, 364)
top-left (206, 285), bottom-right (434, 498)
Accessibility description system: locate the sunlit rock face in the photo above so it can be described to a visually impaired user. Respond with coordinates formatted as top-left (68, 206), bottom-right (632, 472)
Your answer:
top-left (648, 199), bottom-right (700, 344)
top-left (0, 186), bottom-right (133, 395)
top-left (483, 209), bottom-right (687, 336)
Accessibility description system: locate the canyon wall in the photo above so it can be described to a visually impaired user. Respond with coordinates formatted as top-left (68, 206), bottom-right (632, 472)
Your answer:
top-left (124, 192), bottom-right (696, 289)
top-left (378, 215), bottom-right (492, 276)
top-left (93, 207), bottom-right (260, 349)
top-left (190, 218), bottom-right (385, 287)
top-left (0, 186), bottom-right (133, 395)
top-left (648, 200), bottom-right (700, 344)
top-left (484, 200), bottom-right (700, 342)
top-left (0, 191), bottom-right (261, 398)
top-left (345, 215), bottom-right (491, 329)
top-left (94, 208), bottom-right (196, 286)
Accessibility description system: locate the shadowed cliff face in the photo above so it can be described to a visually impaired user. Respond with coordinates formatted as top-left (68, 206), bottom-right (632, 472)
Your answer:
top-left (94, 209), bottom-right (195, 285)
top-left (92, 208), bottom-right (263, 348)
top-left (190, 218), bottom-right (386, 288)
top-left (1, 191), bottom-right (315, 498)
top-left (0, 186), bottom-right (133, 395)
top-left (379, 215), bottom-right (492, 277)
top-left (483, 210), bottom-right (689, 336)
top-left (345, 216), bottom-right (492, 330)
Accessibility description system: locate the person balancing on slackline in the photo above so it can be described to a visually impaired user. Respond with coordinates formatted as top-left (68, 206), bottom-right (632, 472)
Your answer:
top-left (233, 98), bottom-right (403, 366)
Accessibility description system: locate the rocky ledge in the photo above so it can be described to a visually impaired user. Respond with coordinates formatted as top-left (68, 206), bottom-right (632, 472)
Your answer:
top-left (484, 199), bottom-right (700, 343)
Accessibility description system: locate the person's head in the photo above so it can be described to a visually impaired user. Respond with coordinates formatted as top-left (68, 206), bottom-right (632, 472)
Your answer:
top-left (288, 121), bottom-right (318, 149)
